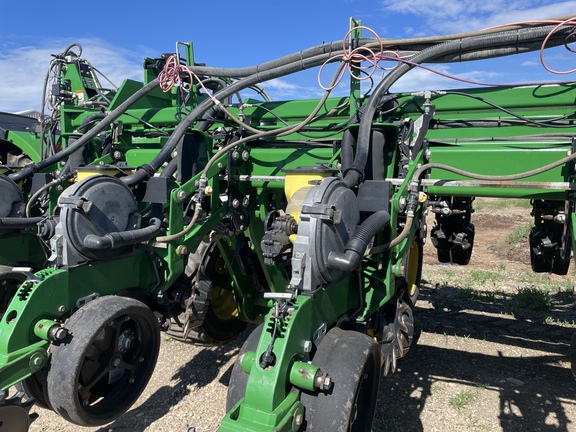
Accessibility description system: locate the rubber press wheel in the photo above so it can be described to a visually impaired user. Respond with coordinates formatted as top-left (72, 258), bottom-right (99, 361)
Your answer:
top-left (46, 296), bottom-right (160, 426)
top-left (301, 327), bottom-right (381, 431)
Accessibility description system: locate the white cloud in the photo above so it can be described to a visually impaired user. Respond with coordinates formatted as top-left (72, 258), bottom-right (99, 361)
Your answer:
top-left (259, 77), bottom-right (327, 100)
top-left (0, 37), bottom-right (148, 113)
top-left (381, 0), bottom-right (576, 35)
top-left (388, 63), bottom-right (503, 92)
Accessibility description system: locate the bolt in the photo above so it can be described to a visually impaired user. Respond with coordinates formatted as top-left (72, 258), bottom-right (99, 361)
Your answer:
top-left (177, 245), bottom-right (188, 256)
top-left (304, 341), bottom-right (313, 353)
top-left (112, 357), bottom-right (121, 367)
top-left (113, 151), bottom-right (123, 159)
top-left (294, 413), bottom-right (303, 427)
top-left (52, 327), bottom-right (69, 341)
top-left (58, 305), bottom-right (66, 313)
top-left (242, 197), bottom-right (250, 207)
top-left (217, 162), bottom-right (223, 169)
top-left (177, 190), bottom-right (187, 201)
top-left (129, 378), bottom-right (135, 384)
top-left (314, 371), bottom-right (332, 391)
top-left (232, 150), bottom-right (240, 160)
top-left (139, 357), bottom-right (145, 363)
top-left (83, 399), bottom-right (90, 406)
top-left (398, 196), bottom-right (407, 210)
top-left (30, 355), bottom-right (44, 368)
top-left (239, 225), bottom-right (245, 231)
top-left (232, 199), bottom-right (240, 208)
top-left (242, 150), bottom-right (250, 161)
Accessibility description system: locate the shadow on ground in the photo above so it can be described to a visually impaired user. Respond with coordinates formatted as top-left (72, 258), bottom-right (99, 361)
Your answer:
top-left (373, 281), bottom-right (576, 432)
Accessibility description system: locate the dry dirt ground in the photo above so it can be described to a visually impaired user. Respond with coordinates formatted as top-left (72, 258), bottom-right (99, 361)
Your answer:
top-left (28, 198), bottom-right (576, 431)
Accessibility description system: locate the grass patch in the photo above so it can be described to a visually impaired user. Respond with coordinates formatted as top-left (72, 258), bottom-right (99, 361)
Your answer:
top-left (475, 198), bottom-right (532, 211)
top-left (503, 222), bottom-right (532, 244)
top-left (469, 269), bottom-right (502, 285)
top-left (516, 286), bottom-right (552, 311)
top-left (450, 389), bottom-right (480, 409)
top-left (505, 286), bottom-right (552, 316)
top-left (462, 287), bottom-right (499, 303)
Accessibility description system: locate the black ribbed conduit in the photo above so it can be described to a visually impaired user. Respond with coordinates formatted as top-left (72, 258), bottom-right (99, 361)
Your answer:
top-left (327, 210), bottom-right (390, 271)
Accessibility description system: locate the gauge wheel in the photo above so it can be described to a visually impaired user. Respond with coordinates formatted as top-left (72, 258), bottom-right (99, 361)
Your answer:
top-left (300, 327), bottom-right (381, 431)
top-left (46, 296), bottom-right (160, 426)
top-left (225, 324), bottom-right (263, 411)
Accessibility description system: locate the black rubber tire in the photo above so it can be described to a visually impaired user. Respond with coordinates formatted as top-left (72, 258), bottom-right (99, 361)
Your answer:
top-left (451, 223), bottom-right (474, 265)
top-left (301, 327), bottom-right (381, 432)
top-left (225, 324), bottom-right (263, 412)
top-left (435, 224), bottom-right (474, 266)
top-left (21, 370), bottom-right (50, 410)
top-left (46, 296), bottom-right (160, 426)
top-left (437, 247), bottom-right (451, 263)
top-left (529, 227), bottom-right (552, 273)
top-left (552, 259), bottom-right (570, 276)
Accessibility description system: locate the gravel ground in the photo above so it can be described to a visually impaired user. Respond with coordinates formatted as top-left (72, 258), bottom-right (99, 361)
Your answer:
top-left (28, 198), bottom-right (576, 431)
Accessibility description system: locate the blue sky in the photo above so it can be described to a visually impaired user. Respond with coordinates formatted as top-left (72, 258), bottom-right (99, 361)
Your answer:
top-left (1, 0), bottom-right (575, 113)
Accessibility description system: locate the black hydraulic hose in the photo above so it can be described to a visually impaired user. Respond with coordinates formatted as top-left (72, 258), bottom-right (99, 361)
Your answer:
top-left (189, 39), bottom-right (374, 78)
top-left (0, 217), bottom-right (44, 229)
top-left (159, 157), bottom-right (178, 179)
top-left (9, 79), bottom-right (160, 183)
top-left (76, 112), bottom-right (107, 133)
top-left (82, 217), bottom-right (162, 250)
top-left (350, 24), bottom-right (574, 188)
top-left (340, 129), bottom-right (355, 174)
top-left (187, 14), bottom-right (576, 78)
top-left (327, 210), bottom-right (390, 271)
top-left (59, 113), bottom-right (107, 177)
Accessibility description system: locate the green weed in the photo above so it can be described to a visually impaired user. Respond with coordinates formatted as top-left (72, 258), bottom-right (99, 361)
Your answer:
top-left (450, 389), bottom-right (479, 409)
top-left (504, 222), bottom-right (532, 244)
